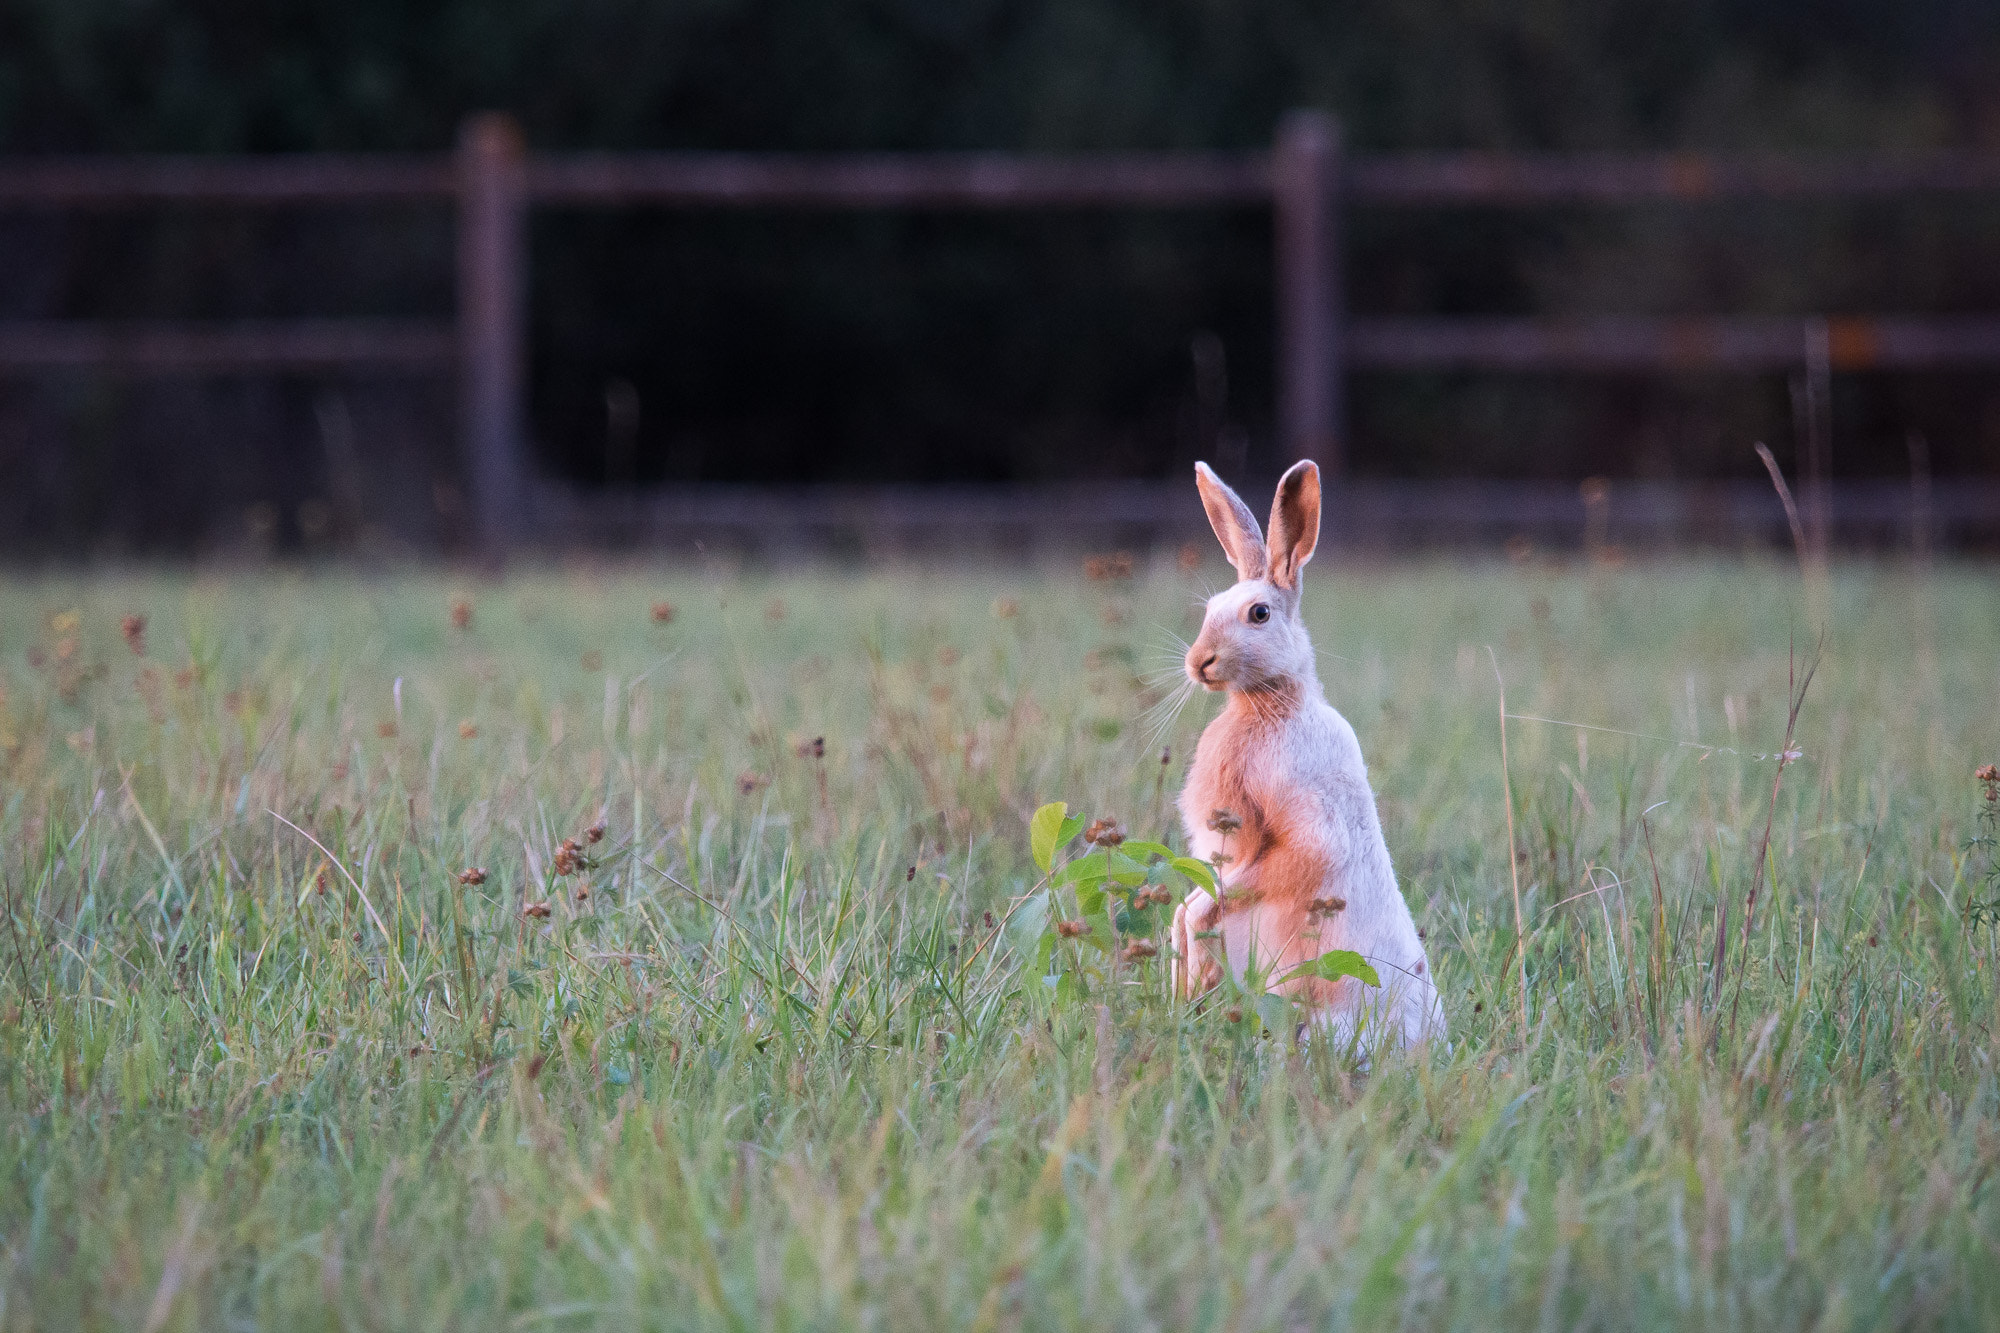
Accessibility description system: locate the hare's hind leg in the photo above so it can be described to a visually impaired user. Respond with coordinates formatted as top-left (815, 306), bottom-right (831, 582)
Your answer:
top-left (1171, 888), bottom-right (1223, 999)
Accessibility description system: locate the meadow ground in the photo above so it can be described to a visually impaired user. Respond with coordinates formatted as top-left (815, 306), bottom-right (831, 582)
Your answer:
top-left (1, 556), bottom-right (1998, 1330)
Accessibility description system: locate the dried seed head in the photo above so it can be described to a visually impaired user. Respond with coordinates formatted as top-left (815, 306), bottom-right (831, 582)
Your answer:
top-left (737, 772), bottom-right (769, 796)
top-left (584, 818), bottom-right (607, 844)
top-left (552, 841), bottom-right (582, 876)
top-left (121, 614), bottom-right (147, 656)
top-left (450, 599), bottom-right (473, 630)
top-left (523, 901), bottom-right (552, 919)
top-left (991, 597), bottom-right (1020, 620)
top-left (574, 883), bottom-right (590, 901)
top-left (315, 869), bottom-right (329, 896)
top-left (1055, 920), bottom-right (1089, 939)
top-left (1082, 818), bottom-right (1126, 847)
top-left (1206, 809), bottom-right (1243, 835)
top-left (1309, 893), bottom-right (1347, 916)
top-left (1177, 541), bottom-right (1202, 574)
top-left (1121, 940), bottom-right (1158, 962)
top-left (651, 601), bottom-right (675, 624)
top-left (457, 867), bottom-right (488, 887)
top-left (459, 720), bottom-right (478, 739)
top-left (1223, 1006), bottom-right (1243, 1024)
top-left (376, 720), bottom-right (398, 739)
top-left (794, 736), bottom-right (825, 760)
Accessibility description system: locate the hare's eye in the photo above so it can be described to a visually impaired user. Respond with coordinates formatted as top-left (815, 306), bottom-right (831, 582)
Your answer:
top-left (1247, 603), bottom-right (1271, 625)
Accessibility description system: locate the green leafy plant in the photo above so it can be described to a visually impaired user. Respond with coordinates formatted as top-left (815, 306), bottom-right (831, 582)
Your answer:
top-left (1966, 764), bottom-right (2000, 930)
top-left (1017, 801), bottom-right (1216, 1007)
top-left (1017, 800), bottom-right (1380, 1033)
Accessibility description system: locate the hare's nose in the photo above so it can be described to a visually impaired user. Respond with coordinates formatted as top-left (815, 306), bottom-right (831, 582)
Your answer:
top-left (1195, 653), bottom-right (1218, 679)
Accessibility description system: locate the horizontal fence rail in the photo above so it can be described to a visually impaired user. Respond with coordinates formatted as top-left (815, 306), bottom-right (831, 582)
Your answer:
top-left (2, 117), bottom-right (1998, 548)
top-left (527, 152), bottom-right (1272, 207)
top-left (13, 150), bottom-right (2000, 209)
top-left (1349, 153), bottom-right (2000, 203)
top-left (1349, 315), bottom-right (2000, 372)
top-left (0, 156), bottom-right (455, 206)
top-left (0, 319), bottom-right (454, 372)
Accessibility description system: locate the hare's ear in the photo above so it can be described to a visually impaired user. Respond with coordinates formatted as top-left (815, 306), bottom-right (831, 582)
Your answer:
top-left (1265, 460), bottom-right (1321, 591)
top-left (1195, 462), bottom-right (1267, 582)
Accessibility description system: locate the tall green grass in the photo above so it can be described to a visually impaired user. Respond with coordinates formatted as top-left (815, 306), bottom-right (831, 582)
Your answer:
top-left (1, 557), bottom-right (1996, 1329)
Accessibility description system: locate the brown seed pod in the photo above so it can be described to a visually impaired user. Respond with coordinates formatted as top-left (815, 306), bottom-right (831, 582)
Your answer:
top-left (1082, 818), bottom-right (1126, 847)
top-left (523, 902), bottom-right (552, 919)
top-left (1055, 920), bottom-right (1089, 939)
top-left (457, 867), bottom-right (488, 887)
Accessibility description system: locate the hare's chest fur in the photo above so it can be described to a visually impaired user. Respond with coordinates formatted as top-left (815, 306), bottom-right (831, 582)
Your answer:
top-left (1177, 692), bottom-right (1378, 887)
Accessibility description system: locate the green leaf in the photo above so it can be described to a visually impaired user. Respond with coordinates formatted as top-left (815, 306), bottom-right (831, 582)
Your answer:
top-left (1276, 950), bottom-right (1381, 988)
top-left (1057, 849), bottom-right (1149, 890)
top-left (1007, 890), bottom-right (1051, 955)
top-left (1105, 851), bottom-right (1150, 885)
top-left (1054, 851), bottom-right (1108, 887)
top-left (1254, 993), bottom-right (1295, 1036)
top-left (1058, 813), bottom-right (1087, 846)
top-left (1075, 878), bottom-right (1108, 920)
top-left (1029, 802), bottom-right (1068, 873)
top-left (1170, 857), bottom-right (1217, 892)
top-left (1119, 839), bottom-right (1175, 862)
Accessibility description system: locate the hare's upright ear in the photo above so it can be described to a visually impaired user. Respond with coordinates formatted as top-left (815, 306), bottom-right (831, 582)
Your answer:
top-left (1265, 460), bottom-right (1321, 591)
top-left (1195, 462), bottom-right (1268, 582)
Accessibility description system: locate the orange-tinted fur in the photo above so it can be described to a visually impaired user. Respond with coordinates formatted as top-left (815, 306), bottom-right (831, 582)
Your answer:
top-left (1179, 685), bottom-right (1349, 1005)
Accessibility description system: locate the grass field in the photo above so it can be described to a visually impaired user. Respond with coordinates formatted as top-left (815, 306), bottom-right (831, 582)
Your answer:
top-left (2, 556), bottom-right (1998, 1330)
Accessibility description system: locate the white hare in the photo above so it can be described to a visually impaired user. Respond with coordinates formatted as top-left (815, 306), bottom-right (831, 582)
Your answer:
top-left (1170, 460), bottom-right (1444, 1052)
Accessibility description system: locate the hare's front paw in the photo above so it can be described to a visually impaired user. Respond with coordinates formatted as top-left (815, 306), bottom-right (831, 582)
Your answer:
top-left (1172, 888), bottom-right (1223, 999)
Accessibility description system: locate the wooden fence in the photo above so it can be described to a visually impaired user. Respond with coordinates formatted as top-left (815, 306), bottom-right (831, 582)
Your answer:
top-left (5, 110), bottom-right (2000, 549)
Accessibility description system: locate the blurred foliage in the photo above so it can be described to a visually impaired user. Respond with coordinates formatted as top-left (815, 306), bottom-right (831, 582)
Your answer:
top-left (1, 0), bottom-right (1998, 533)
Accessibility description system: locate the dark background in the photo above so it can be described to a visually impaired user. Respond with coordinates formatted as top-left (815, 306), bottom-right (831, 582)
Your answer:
top-left (4, 0), bottom-right (2000, 549)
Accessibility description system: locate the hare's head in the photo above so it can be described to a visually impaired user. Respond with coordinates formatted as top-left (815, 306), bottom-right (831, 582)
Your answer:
top-left (1185, 460), bottom-right (1321, 694)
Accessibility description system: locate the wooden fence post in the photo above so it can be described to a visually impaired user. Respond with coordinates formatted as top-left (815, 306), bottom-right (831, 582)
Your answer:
top-left (1273, 110), bottom-right (1344, 474)
top-left (458, 113), bottom-right (528, 550)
